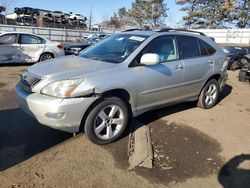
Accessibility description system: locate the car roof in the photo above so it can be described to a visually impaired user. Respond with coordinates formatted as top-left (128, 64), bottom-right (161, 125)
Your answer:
top-left (0, 31), bottom-right (49, 40)
top-left (121, 30), bottom-right (208, 39)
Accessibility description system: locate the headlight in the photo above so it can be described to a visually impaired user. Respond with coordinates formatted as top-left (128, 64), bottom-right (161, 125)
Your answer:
top-left (41, 79), bottom-right (83, 98)
top-left (71, 47), bottom-right (82, 51)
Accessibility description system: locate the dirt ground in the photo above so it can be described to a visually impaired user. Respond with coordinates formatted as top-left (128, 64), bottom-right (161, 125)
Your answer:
top-left (0, 64), bottom-right (250, 188)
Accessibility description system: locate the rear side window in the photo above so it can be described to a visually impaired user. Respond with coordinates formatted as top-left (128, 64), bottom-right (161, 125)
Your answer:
top-left (177, 36), bottom-right (200, 59)
top-left (198, 39), bottom-right (216, 56)
top-left (20, 34), bottom-right (45, 44)
top-left (0, 34), bottom-right (17, 44)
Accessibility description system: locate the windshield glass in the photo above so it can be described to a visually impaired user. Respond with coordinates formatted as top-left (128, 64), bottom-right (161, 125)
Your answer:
top-left (80, 34), bottom-right (148, 63)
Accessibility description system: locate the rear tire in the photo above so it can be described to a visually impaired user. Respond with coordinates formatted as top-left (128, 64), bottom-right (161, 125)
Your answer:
top-left (84, 97), bottom-right (129, 145)
top-left (197, 79), bottom-right (220, 109)
top-left (39, 53), bottom-right (54, 62)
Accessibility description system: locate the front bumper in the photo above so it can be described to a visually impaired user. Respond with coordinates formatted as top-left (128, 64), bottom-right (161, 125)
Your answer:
top-left (15, 83), bottom-right (98, 133)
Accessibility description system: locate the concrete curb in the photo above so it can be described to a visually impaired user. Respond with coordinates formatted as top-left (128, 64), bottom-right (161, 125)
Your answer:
top-left (128, 120), bottom-right (153, 170)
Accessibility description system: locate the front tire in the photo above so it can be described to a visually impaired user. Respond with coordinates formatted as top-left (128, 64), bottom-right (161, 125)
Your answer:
top-left (84, 97), bottom-right (129, 145)
top-left (197, 79), bottom-right (220, 109)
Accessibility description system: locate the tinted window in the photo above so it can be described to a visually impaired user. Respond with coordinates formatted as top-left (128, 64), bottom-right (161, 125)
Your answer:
top-left (177, 36), bottom-right (200, 59)
top-left (206, 43), bottom-right (216, 55)
top-left (198, 39), bottom-right (216, 56)
top-left (142, 36), bottom-right (178, 62)
top-left (198, 39), bottom-right (209, 56)
top-left (0, 34), bottom-right (17, 44)
top-left (20, 34), bottom-right (44, 44)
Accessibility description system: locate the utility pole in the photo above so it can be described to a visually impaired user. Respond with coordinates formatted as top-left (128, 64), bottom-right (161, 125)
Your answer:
top-left (88, 9), bottom-right (93, 30)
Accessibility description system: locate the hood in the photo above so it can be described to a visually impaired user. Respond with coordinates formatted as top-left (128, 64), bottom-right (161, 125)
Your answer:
top-left (27, 56), bottom-right (116, 79)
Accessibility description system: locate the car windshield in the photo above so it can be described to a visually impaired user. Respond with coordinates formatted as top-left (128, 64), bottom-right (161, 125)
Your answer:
top-left (80, 34), bottom-right (148, 64)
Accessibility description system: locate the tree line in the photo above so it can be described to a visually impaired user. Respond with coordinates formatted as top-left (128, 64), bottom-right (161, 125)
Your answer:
top-left (103, 0), bottom-right (249, 29)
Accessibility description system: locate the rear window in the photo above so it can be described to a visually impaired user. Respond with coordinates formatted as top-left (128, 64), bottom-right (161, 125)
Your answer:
top-left (198, 39), bottom-right (216, 56)
top-left (20, 34), bottom-right (45, 44)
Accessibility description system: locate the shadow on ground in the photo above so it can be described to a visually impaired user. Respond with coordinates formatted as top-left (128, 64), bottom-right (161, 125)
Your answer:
top-left (218, 154), bottom-right (250, 188)
top-left (0, 108), bottom-right (71, 171)
top-left (107, 84), bottom-right (233, 185)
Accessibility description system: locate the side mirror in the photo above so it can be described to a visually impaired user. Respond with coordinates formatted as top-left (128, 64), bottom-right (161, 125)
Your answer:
top-left (140, 53), bottom-right (160, 66)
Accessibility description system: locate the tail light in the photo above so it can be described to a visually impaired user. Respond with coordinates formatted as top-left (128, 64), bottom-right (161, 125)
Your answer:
top-left (57, 44), bottom-right (64, 49)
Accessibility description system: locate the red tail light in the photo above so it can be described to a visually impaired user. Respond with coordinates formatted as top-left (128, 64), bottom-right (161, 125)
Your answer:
top-left (57, 44), bottom-right (64, 49)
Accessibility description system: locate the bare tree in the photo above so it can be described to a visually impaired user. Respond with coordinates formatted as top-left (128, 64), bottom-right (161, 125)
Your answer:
top-left (1, 0), bottom-right (16, 14)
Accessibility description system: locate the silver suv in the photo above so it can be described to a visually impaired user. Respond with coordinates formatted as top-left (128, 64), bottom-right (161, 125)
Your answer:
top-left (16, 29), bottom-right (228, 144)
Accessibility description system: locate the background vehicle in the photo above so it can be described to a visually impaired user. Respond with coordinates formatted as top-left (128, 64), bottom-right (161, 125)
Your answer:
top-left (0, 32), bottom-right (64, 63)
top-left (223, 45), bottom-right (249, 70)
top-left (16, 16), bottom-right (37, 26)
top-left (64, 36), bottom-right (107, 55)
top-left (16, 29), bottom-right (228, 144)
top-left (51, 11), bottom-right (64, 19)
top-left (239, 54), bottom-right (250, 82)
top-left (69, 12), bottom-right (87, 21)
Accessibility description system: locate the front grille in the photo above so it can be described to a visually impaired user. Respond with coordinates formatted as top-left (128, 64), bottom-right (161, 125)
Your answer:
top-left (21, 72), bottom-right (42, 90)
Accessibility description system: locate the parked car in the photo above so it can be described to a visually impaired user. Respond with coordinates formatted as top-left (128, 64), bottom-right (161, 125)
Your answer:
top-left (223, 45), bottom-right (249, 70)
top-left (51, 11), bottom-right (64, 19)
top-left (82, 33), bottom-right (107, 40)
top-left (16, 16), bottom-right (37, 26)
top-left (69, 12), bottom-right (87, 21)
top-left (64, 37), bottom-right (104, 55)
top-left (16, 29), bottom-right (228, 144)
top-left (20, 7), bottom-right (40, 16)
top-left (239, 54), bottom-right (250, 82)
top-left (0, 32), bottom-right (64, 63)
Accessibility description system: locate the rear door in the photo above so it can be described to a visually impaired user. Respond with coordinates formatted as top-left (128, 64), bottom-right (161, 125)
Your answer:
top-left (176, 35), bottom-right (215, 98)
top-left (0, 33), bottom-right (20, 63)
top-left (19, 34), bottom-right (45, 62)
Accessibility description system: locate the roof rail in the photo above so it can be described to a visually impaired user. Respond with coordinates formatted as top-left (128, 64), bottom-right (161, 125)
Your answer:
top-left (158, 28), bottom-right (206, 36)
top-left (122, 28), bottom-right (143, 32)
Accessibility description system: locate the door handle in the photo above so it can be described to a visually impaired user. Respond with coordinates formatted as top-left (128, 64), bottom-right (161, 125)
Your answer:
top-left (175, 64), bottom-right (183, 70)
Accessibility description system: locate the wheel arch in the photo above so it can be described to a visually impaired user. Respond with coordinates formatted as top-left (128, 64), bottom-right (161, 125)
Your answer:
top-left (39, 52), bottom-right (55, 61)
top-left (79, 88), bottom-right (133, 132)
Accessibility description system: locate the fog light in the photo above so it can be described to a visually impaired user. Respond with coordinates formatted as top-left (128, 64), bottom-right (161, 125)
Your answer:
top-left (45, 112), bottom-right (66, 120)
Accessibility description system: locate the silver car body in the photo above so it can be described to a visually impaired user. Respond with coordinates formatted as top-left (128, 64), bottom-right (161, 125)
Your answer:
top-left (0, 32), bottom-right (64, 63)
top-left (16, 31), bottom-right (228, 133)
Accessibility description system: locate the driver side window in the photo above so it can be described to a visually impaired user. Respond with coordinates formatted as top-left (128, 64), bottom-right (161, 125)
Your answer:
top-left (142, 36), bottom-right (178, 63)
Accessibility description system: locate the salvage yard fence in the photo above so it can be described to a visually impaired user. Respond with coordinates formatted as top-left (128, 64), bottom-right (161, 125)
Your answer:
top-left (0, 24), bottom-right (120, 42)
top-left (0, 24), bottom-right (249, 44)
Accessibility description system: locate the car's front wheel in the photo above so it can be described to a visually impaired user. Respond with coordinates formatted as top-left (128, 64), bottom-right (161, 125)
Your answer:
top-left (84, 97), bottom-right (129, 145)
top-left (197, 79), bottom-right (220, 109)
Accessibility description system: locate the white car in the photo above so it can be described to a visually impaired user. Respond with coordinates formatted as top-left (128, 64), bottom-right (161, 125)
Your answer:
top-left (0, 32), bottom-right (64, 63)
top-left (69, 13), bottom-right (86, 22)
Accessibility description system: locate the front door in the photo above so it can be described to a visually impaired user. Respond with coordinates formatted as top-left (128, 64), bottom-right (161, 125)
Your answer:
top-left (0, 33), bottom-right (20, 63)
top-left (19, 34), bottom-right (45, 63)
top-left (133, 35), bottom-right (185, 112)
